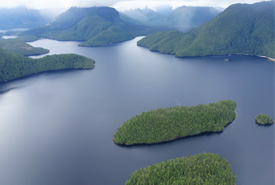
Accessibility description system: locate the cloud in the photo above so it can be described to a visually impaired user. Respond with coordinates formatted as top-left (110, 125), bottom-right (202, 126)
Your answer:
top-left (0, 0), bottom-right (269, 10)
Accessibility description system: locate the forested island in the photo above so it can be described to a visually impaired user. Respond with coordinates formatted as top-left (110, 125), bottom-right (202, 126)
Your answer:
top-left (113, 100), bottom-right (236, 145)
top-left (255, 114), bottom-right (274, 125)
top-left (126, 153), bottom-right (236, 185)
top-left (0, 48), bottom-right (95, 82)
top-left (137, 1), bottom-right (274, 59)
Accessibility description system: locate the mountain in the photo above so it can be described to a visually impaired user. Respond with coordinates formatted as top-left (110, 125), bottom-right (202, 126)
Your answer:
top-left (0, 6), bottom-right (52, 29)
top-left (121, 6), bottom-right (220, 32)
top-left (0, 48), bottom-right (95, 82)
top-left (22, 7), bottom-right (159, 47)
top-left (138, 1), bottom-right (274, 58)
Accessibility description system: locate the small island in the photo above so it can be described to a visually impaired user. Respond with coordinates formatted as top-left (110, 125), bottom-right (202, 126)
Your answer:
top-left (113, 100), bottom-right (236, 145)
top-left (126, 153), bottom-right (236, 185)
top-left (0, 48), bottom-right (95, 82)
top-left (255, 114), bottom-right (274, 125)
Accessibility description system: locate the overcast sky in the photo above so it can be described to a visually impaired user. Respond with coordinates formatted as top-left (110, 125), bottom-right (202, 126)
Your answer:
top-left (0, 0), bottom-right (269, 11)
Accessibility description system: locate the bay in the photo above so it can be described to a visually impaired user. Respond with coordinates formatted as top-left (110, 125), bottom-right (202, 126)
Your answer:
top-left (0, 37), bottom-right (273, 185)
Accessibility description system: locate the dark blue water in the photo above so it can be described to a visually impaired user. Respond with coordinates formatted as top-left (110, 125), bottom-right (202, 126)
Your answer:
top-left (0, 37), bottom-right (273, 185)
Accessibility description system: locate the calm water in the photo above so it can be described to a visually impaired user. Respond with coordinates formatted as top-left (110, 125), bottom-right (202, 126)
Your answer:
top-left (0, 37), bottom-right (274, 185)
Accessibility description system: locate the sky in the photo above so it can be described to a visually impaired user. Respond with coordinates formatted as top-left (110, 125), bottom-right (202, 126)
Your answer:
top-left (0, 0), bottom-right (270, 11)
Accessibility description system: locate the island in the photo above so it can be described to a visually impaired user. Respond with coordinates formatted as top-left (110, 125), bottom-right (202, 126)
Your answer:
top-left (255, 114), bottom-right (274, 125)
top-left (0, 48), bottom-right (95, 82)
top-left (113, 100), bottom-right (236, 145)
top-left (126, 153), bottom-right (236, 185)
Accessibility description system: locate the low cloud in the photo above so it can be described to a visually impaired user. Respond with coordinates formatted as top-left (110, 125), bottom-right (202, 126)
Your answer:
top-left (0, 0), bottom-right (268, 10)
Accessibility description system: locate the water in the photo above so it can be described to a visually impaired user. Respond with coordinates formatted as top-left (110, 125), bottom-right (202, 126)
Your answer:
top-left (0, 37), bottom-right (274, 185)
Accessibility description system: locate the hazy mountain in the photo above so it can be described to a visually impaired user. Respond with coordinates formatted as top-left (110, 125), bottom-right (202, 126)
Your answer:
top-left (162, 6), bottom-right (220, 32)
top-left (121, 6), bottom-right (220, 32)
top-left (0, 6), bottom-right (52, 29)
top-left (22, 6), bottom-right (162, 47)
top-left (138, 1), bottom-right (274, 58)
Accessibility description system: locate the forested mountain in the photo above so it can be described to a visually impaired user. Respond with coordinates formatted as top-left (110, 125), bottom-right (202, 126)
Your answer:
top-left (0, 38), bottom-right (49, 56)
top-left (0, 48), bottom-right (95, 82)
top-left (0, 6), bottom-right (51, 29)
top-left (21, 7), bottom-right (160, 47)
top-left (121, 6), bottom-right (220, 32)
top-left (138, 1), bottom-right (274, 58)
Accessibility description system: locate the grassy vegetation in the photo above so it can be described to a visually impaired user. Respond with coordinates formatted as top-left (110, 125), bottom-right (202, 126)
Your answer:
top-left (138, 1), bottom-right (274, 58)
top-left (0, 48), bottom-right (95, 82)
top-left (113, 100), bottom-right (236, 145)
top-left (0, 38), bottom-right (49, 56)
top-left (255, 114), bottom-right (274, 125)
top-left (126, 153), bottom-right (236, 185)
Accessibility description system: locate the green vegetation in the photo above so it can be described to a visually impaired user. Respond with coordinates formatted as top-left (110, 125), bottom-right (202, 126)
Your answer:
top-left (126, 153), bottom-right (236, 185)
top-left (0, 38), bottom-right (49, 56)
top-left (21, 7), bottom-right (160, 47)
top-left (16, 35), bottom-right (40, 42)
top-left (113, 100), bottom-right (236, 145)
top-left (255, 114), bottom-right (274, 125)
top-left (138, 1), bottom-right (274, 58)
top-left (0, 48), bottom-right (95, 82)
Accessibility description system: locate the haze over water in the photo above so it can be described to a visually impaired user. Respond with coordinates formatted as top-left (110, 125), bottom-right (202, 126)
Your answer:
top-left (0, 37), bottom-right (274, 185)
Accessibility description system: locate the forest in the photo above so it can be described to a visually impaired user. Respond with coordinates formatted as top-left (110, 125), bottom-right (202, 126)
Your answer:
top-left (0, 48), bottom-right (95, 82)
top-left (0, 38), bottom-right (49, 56)
top-left (113, 100), bottom-right (236, 145)
top-left (126, 153), bottom-right (236, 185)
top-left (255, 114), bottom-right (274, 125)
top-left (137, 1), bottom-right (274, 58)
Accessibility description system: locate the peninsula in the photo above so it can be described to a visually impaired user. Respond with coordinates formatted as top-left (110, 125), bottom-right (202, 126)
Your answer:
top-left (0, 48), bottom-right (95, 82)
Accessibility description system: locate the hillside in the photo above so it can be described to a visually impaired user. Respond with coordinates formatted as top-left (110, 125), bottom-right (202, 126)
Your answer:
top-left (0, 48), bottom-right (95, 82)
top-left (0, 38), bottom-right (49, 56)
top-left (137, 1), bottom-right (274, 58)
top-left (0, 6), bottom-right (51, 29)
top-left (21, 7), bottom-right (158, 47)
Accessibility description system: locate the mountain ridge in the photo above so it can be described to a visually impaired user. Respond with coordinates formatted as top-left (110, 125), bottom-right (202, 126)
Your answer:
top-left (137, 1), bottom-right (274, 59)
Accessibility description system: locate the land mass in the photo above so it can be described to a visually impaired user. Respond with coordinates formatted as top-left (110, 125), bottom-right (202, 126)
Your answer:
top-left (255, 114), bottom-right (274, 125)
top-left (0, 38), bottom-right (49, 56)
top-left (21, 7), bottom-right (165, 47)
top-left (126, 153), bottom-right (235, 185)
top-left (137, 1), bottom-right (274, 59)
top-left (113, 100), bottom-right (236, 145)
top-left (0, 48), bottom-right (95, 82)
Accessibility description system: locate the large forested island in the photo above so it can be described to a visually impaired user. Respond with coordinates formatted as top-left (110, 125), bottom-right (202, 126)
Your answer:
top-left (137, 1), bottom-right (274, 59)
top-left (255, 114), bottom-right (274, 125)
top-left (126, 153), bottom-right (236, 185)
top-left (113, 100), bottom-right (236, 145)
top-left (0, 48), bottom-right (95, 82)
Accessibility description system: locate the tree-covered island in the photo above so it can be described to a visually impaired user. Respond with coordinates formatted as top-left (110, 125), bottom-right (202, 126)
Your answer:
top-left (0, 48), bottom-right (95, 82)
top-left (126, 153), bottom-right (236, 185)
top-left (255, 114), bottom-right (274, 125)
top-left (113, 100), bottom-right (236, 145)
